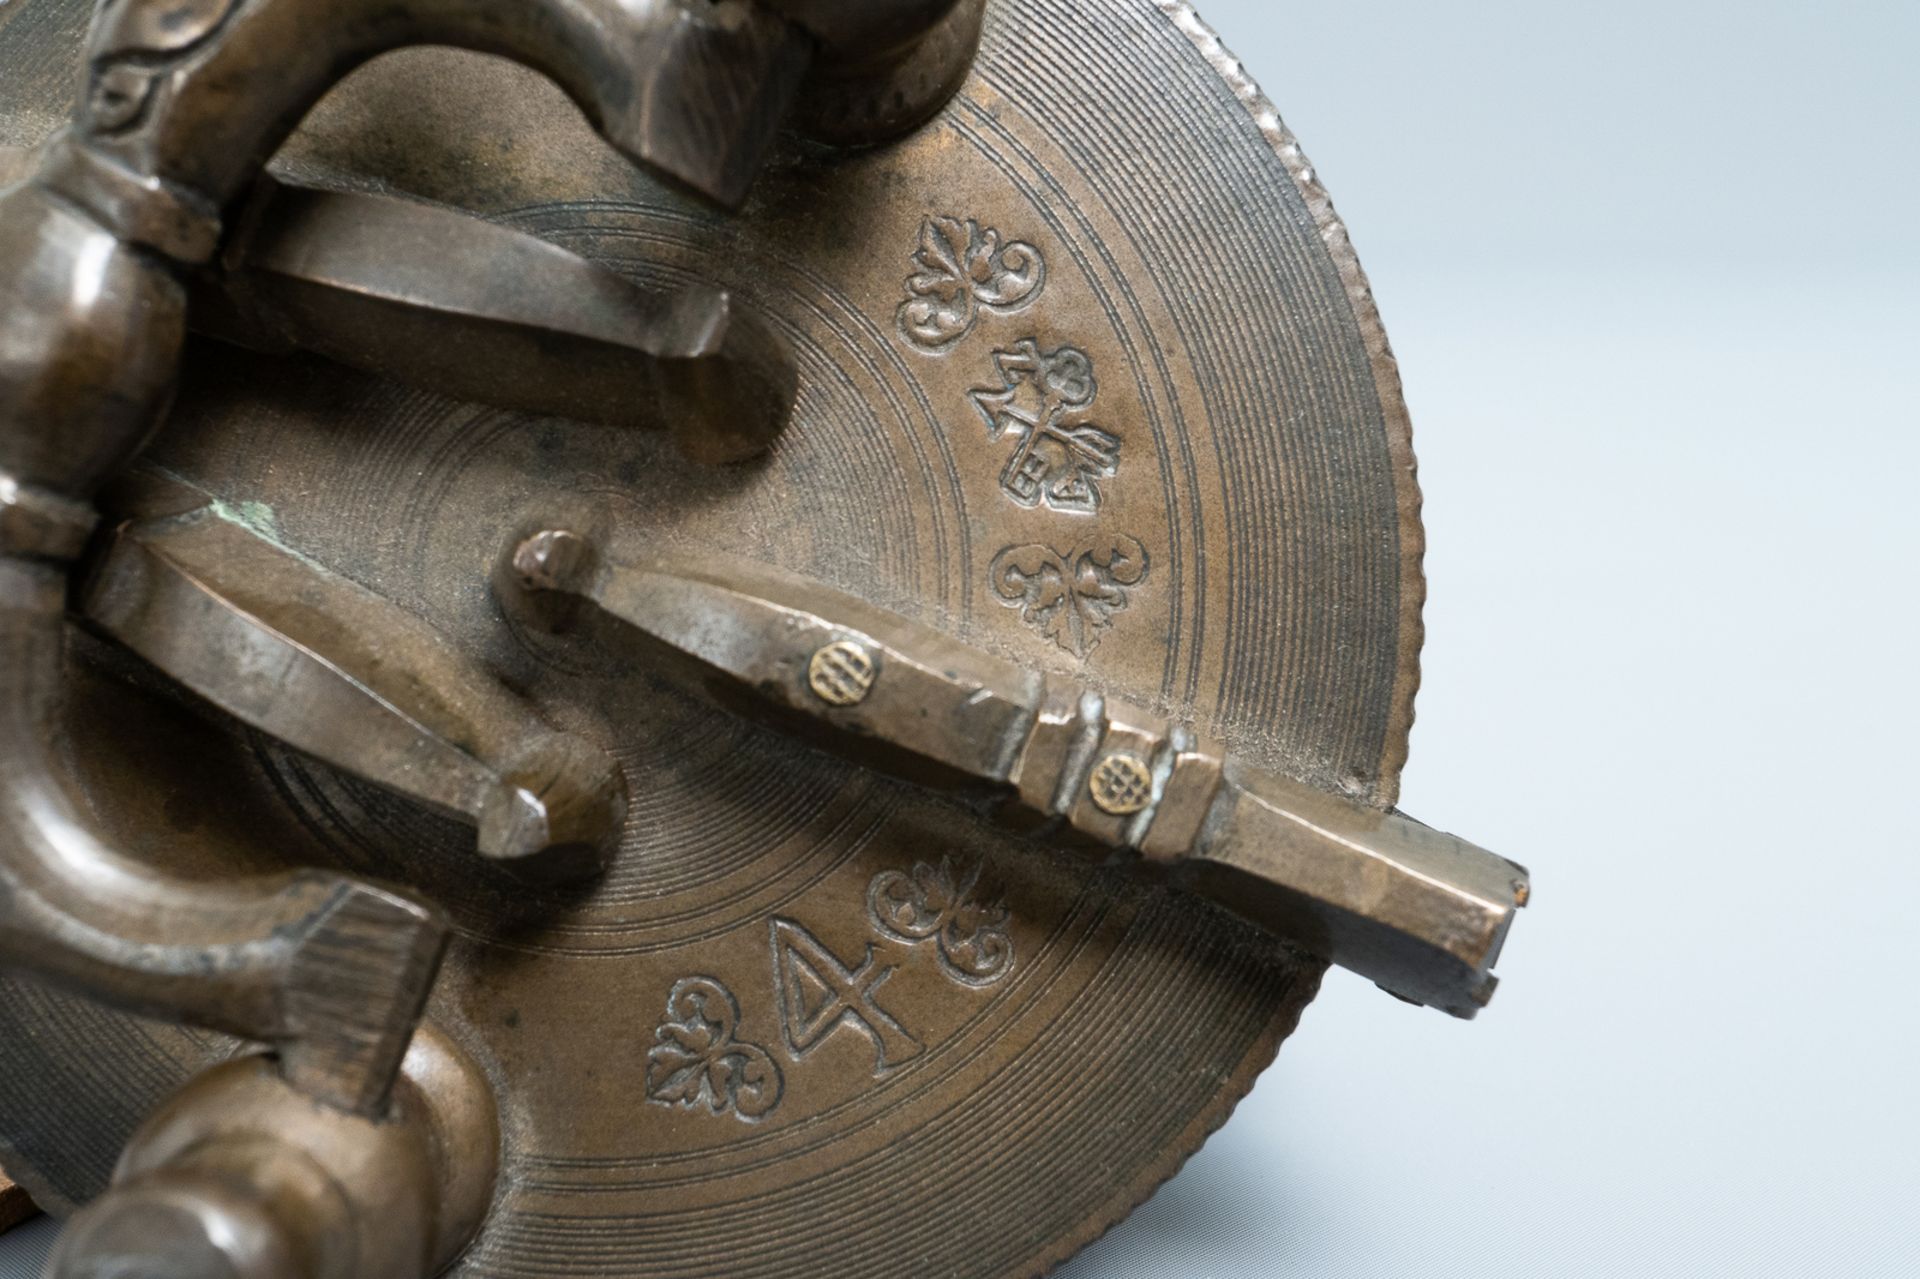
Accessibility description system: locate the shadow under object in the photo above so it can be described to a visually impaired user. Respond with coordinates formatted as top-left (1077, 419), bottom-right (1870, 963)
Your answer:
top-left (0, 1174), bottom-right (36, 1236)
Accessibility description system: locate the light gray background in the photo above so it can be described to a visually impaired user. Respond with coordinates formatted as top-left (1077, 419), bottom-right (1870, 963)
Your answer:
top-left (6, 1), bottom-right (1917, 1275)
top-left (1060, 2), bottom-right (1920, 1276)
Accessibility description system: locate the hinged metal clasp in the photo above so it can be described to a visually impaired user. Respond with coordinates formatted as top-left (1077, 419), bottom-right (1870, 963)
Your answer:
top-left (500, 528), bottom-right (1532, 1018)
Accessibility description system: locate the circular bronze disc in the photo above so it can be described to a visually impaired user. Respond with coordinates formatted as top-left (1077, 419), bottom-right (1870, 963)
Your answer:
top-left (0, 1), bottom-right (1425, 1274)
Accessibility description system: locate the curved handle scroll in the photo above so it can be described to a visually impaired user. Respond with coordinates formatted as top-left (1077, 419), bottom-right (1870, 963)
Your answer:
top-left (0, 182), bottom-right (443, 1111)
top-left (0, 0), bottom-right (978, 1121)
top-left (0, 560), bottom-right (445, 1117)
top-left (0, 0), bottom-right (817, 1113)
top-left (75, 0), bottom-right (812, 216)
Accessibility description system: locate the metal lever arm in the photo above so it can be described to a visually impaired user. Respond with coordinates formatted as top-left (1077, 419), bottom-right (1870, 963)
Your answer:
top-left (197, 179), bottom-right (795, 464)
top-left (504, 531), bottom-right (1530, 1018)
top-left (81, 481), bottom-right (629, 883)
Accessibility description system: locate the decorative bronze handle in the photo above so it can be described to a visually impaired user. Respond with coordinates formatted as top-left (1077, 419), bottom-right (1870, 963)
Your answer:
top-left (67, 0), bottom-right (980, 218)
top-left (0, 0), bottom-right (971, 1128)
top-left (0, 559), bottom-right (448, 1118)
top-left (503, 529), bottom-right (1531, 1018)
top-left (46, 1029), bottom-right (499, 1279)
top-left (0, 8), bottom-right (986, 1271)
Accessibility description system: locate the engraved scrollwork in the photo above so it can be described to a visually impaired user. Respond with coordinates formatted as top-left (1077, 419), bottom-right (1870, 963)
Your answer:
top-left (896, 215), bottom-right (1047, 353)
top-left (645, 976), bottom-right (784, 1123)
top-left (970, 339), bottom-right (1121, 513)
top-left (84, 0), bottom-right (245, 135)
top-left (866, 857), bottom-right (1015, 988)
top-left (990, 535), bottom-right (1151, 658)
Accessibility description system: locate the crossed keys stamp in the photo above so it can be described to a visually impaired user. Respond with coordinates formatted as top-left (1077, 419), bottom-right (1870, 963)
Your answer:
top-left (969, 338), bottom-right (1122, 514)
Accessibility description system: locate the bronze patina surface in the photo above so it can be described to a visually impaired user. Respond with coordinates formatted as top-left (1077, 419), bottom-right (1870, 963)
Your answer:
top-left (0, 1173), bottom-right (33, 1235)
top-left (0, 0), bottom-right (1526, 1274)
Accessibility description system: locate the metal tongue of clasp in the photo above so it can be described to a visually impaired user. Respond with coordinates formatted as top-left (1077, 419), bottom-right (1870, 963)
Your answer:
top-left (500, 528), bottom-right (1531, 1018)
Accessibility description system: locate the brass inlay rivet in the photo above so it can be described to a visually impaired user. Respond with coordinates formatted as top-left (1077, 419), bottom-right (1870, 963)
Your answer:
top-left (1088, 752), bottom-right (1153, 815)
top-left (808, 640), bottom-right (877, 706)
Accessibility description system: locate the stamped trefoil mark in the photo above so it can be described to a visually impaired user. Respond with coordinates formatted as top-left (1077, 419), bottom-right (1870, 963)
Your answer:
top-left (896, 215), bottom-right (1047, 353)
top-left (866, 857), bottom-right (1015, 989)
top-left (990, 535), bottom-right (1151, 658)
top-left (645, 976), bottom-right (785, 1123)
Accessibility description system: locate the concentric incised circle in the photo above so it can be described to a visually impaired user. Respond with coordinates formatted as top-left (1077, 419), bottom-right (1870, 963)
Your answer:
top-left (0, 0), bottom-right (1426, 1274)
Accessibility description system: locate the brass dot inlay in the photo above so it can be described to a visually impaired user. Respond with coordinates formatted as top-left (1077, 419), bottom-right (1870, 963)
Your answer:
top-left (1088, 752), bottom-right (1153, 815)
top-left (808, 640), bottom-right (878, 706)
